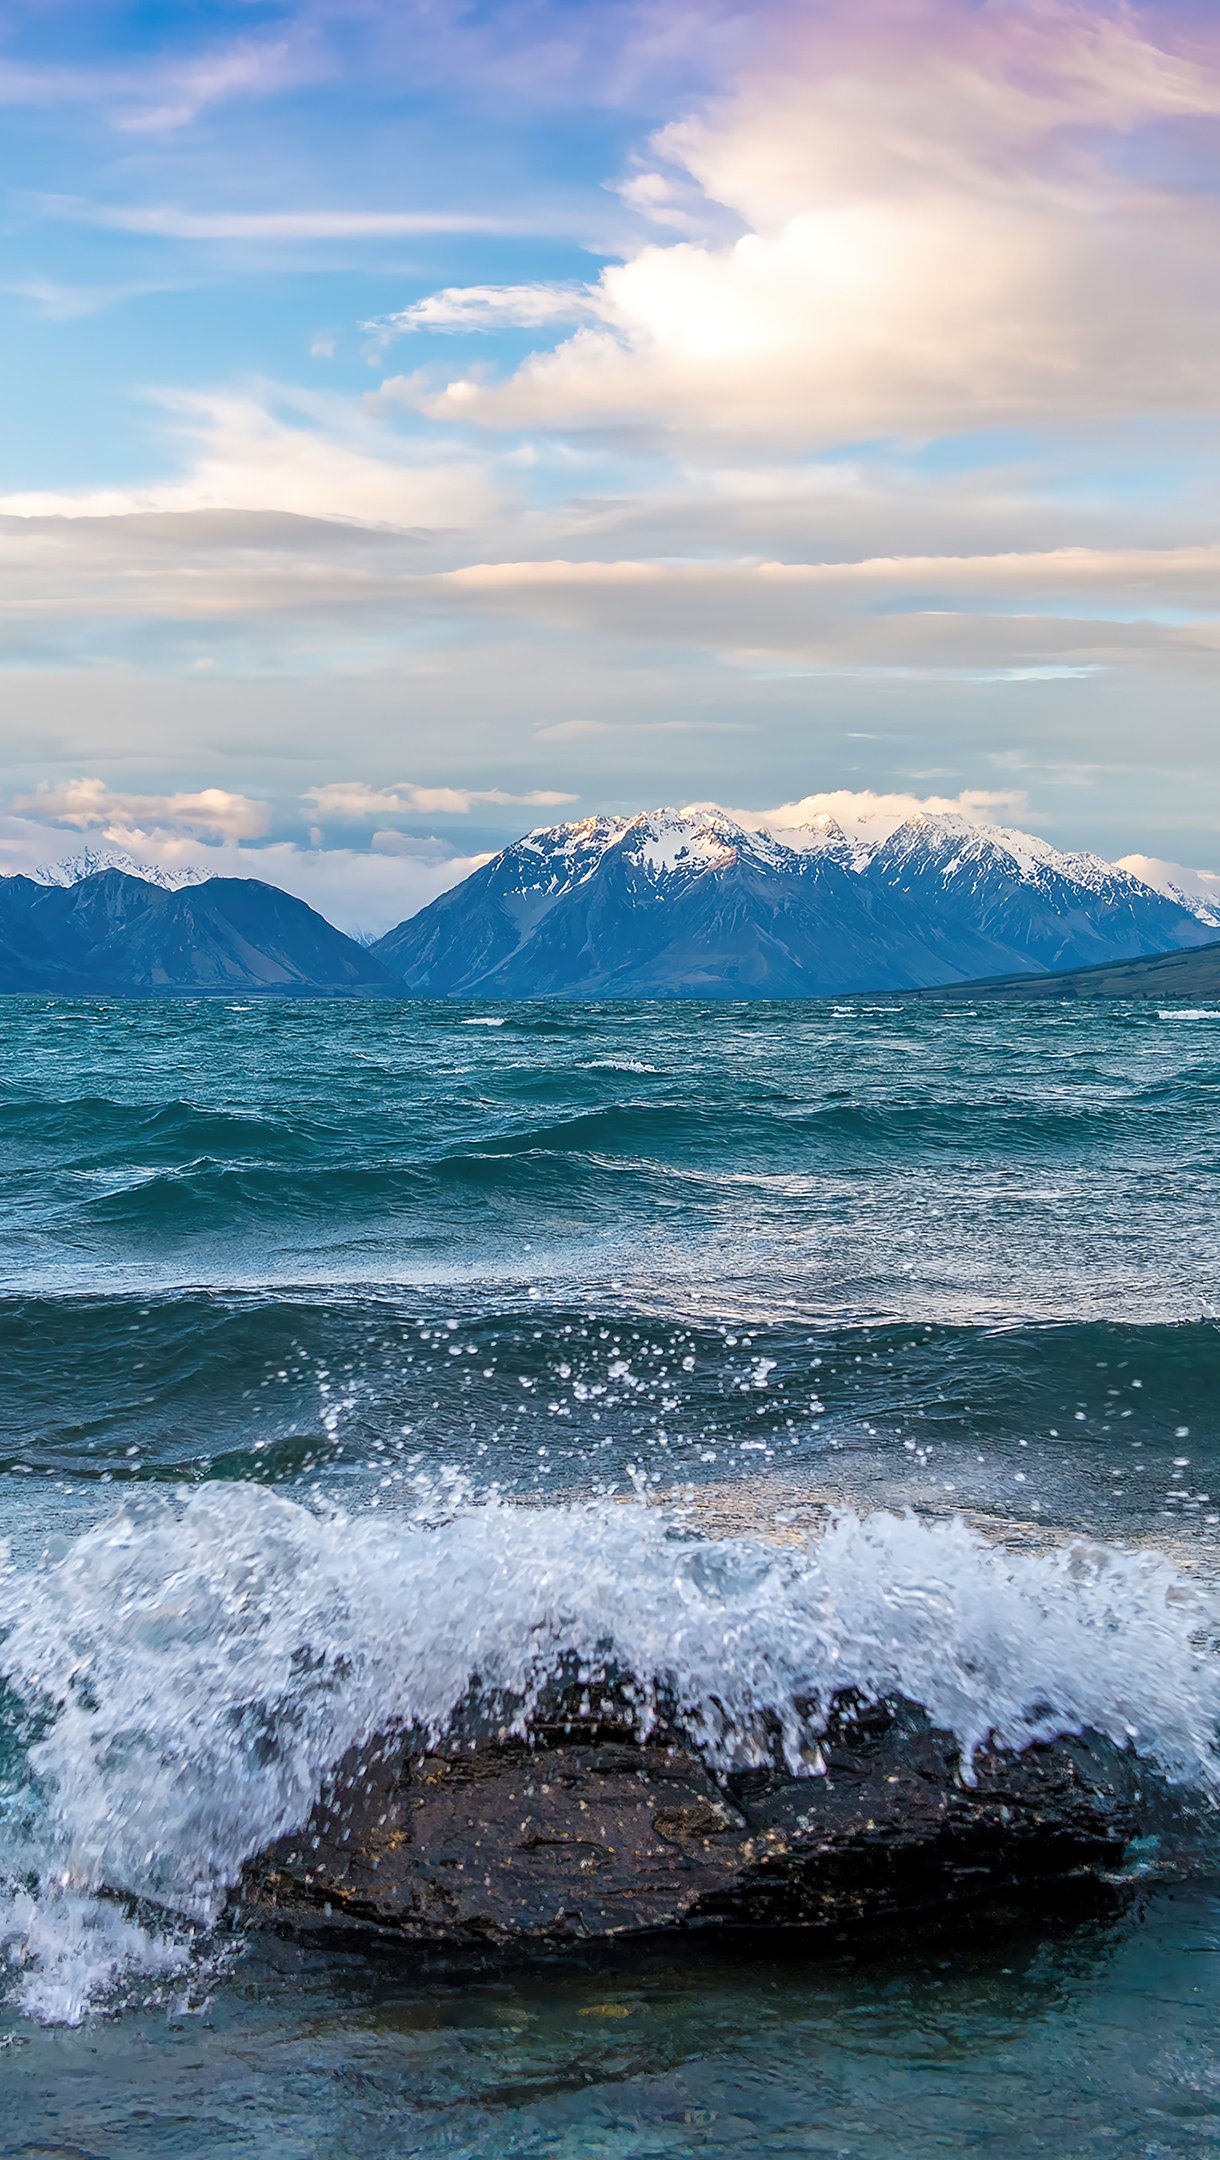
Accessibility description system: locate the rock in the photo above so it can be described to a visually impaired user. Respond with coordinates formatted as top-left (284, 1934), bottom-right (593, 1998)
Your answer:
top-left (243, 1680), bottom-right (1144, 1950)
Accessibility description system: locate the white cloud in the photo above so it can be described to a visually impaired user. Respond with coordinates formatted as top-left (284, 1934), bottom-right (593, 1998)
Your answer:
top-left (1116, 854), bottom-right (1220, 904)
top-left (1, 517), bottom-right (1217, 688)
top-left (533, 716), bottom-right (739, 741)
top-left (304, 780), bottom-right (577, 817)
top-left (1, 520), bottom-right (1218, 683)
top-left (111, 38), bottom-right (307, 134)
top-left (228, 838), bottom-right (486, 936)
top-left (402, 0), bottom-right (1220, 444)
top-left (424, 550), bottom-right (1220, 672)
top-left (5, 277), bottom-right (189, 322)
top-left (368, 285), bottom-right (600, 338)
top-left (438, 545), bottom-right (1220, 606)
top-left (10, 776), bottom-right (271, 842)
top-left (0, 812), bottom-right (481, 938)
top-left (0, 390), bottom-right (499, 529)
top-left (0, 32), bottom-right (315, 132)
top-left (614, 168), bottom-right (712, 233)
top-left (43, 199), bottom-right (536, 240)
top-left (740, 786), bottom-right (1033, 845)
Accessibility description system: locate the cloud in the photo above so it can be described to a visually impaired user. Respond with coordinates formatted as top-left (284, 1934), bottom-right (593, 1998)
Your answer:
top-left (225, 838), bottom-right (486, 935)
top-left (367, 285), bottom-right (600, 340)
top-left (614, 167), bottom-right (713, 233)
top-left (0, 811), bottom-right (482, 937)
top-left (400, 0), bottom-right (1220, 444)
top-left (299, 0), bottom-right (757, 113)
top-left (533, 717), bottom-right (740, 741)
top-left (0, 33), bottom-right (316, 132)
top-left (1116, 853), bottom-right (1220, 901)
top-left (0, 390), bottom-right (499, 530)
top-left (421, 551), bottom-right (1220, 673)
top-left (5, 277), bottom-right (191, 322)
top-left (10, 777), bottom-right (271, 842)
top-left (437, 545), bottom-right (1220, 605)
top-left (111, 38), bottom-right (309, 134)
top-left (304, 780), bottom-right (577, 817)
top-left (2, 498), bottom-right (1220, 699)
top-left (42, 199), bottom-right (538, 241)
top-left (740, 786), bottom-right (1033, 844)
top-left (1, 519), bottom-right (1218, 684)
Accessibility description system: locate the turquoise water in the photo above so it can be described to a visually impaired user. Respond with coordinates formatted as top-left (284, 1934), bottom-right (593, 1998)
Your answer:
top-left (0, 995), bottom-right (1218, 2152)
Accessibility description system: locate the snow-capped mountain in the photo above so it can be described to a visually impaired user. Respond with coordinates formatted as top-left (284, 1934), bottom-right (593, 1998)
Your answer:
top-left (32, 847), bottom-right (204, 892)
top-left (374, 804), bottom-right (1214, 998)
top-left (857, 811), bottom-right (1208, 980)
top-left (0, 868), bottom-right (400, 996)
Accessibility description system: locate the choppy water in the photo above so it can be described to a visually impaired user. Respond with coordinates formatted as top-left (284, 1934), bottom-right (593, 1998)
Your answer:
top-left (1, 995), bottom-right (1219, 2154)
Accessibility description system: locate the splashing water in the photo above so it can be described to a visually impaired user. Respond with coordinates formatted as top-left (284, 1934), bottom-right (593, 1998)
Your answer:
top-left (0, 1487), bottom-right (1216, 2023)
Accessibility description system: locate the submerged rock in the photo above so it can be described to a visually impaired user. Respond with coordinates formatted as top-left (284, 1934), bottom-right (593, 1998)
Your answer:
top-left (244, 1682), bottom-right (1145, 1949)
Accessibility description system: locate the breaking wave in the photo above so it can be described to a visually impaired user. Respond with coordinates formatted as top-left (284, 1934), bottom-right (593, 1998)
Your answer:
top-left (0, 1487), bottom-right (1216, 2024)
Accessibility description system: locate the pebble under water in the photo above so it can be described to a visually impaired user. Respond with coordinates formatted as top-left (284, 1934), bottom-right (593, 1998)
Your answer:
top-left (0, 993), bottom-right (1218, 2157)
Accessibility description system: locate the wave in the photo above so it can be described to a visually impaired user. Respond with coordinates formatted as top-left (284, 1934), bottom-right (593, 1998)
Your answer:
top-left (0, 1290), bottom-right (1216, 1531)
top-left (0, 1092), bottom-right (336, 1163)
top-left (6, 1075), bottom-right (1214, 1178)
top-left (1, 1293), bottom-right (1215, 1485)
top-left (0, 1486), bottom-right (1216, 2022)
top-left (20, 1094), bottom-right (1208, 1244)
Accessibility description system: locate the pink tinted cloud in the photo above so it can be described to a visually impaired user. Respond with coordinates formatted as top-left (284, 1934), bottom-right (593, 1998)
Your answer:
top-left (400, 0), bottom-right (1220, 443)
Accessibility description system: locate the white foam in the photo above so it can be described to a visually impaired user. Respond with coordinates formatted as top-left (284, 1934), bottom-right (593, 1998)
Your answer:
top-left (0, 1488), bottom-right (1216, 2022)
top-left (460, 1016), bottom-right (508, 1026)
top-left (582, 1057), bottom-right (659, 1073)
top-left (1158, 1009), bottom-right (1220, 1021)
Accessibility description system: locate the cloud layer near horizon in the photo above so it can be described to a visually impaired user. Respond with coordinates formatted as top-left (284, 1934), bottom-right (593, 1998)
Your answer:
top-left (4, 776), bottom-right (1215, 940)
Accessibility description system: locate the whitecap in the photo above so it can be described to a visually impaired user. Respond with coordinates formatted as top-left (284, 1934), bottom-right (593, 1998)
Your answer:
top-left (582, 1057), bottom-right (659, 1074)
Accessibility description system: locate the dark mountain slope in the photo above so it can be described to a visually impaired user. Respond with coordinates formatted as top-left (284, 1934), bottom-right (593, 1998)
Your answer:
top-left (375, 813), bottom-right (963, 998)
top-left (0, 871), bottom-right (400, 996)
top-left (375, 807), bottom-right (1210, 999)
top-left (926, 940), bottom-right (1220, 1000)
top-left (861, 814), bottom-right (1207, 976)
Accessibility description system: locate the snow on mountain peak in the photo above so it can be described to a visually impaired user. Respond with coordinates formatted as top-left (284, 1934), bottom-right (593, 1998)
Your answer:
top-left (870, 809), bottom-right (1133, 896)
top-left (499, 798), bottom-right (1218, 929)
top-left (509, 806), bottom-right (798, 898)
top-left (31, 848), bottom-right (205, 892)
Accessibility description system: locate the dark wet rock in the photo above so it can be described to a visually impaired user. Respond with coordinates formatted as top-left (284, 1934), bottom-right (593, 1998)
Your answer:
top-left (244, 1686), bottom-right (1145, 1950)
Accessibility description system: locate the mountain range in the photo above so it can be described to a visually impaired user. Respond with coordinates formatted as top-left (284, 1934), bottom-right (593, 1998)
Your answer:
top-left (373, 807), bottom-right (1214, 998)
top-left (0, 809), bottom-right (1215, 999)
top-left (0, 869), bottom-right (398, 997)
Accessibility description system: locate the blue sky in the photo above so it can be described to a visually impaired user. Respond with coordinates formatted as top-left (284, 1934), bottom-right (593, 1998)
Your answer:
top-left (1, 0), bottom-right (1219, 928)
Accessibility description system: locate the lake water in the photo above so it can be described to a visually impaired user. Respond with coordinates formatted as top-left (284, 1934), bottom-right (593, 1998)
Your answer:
top-left (0, 995), bottom-right (1218, 2155)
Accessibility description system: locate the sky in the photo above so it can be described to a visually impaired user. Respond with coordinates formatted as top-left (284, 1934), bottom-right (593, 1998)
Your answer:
top-left (1, 0), bottom-right (1218, 931)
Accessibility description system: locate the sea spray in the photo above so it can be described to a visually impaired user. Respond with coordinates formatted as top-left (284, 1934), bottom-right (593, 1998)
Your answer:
top-left (0, 1488), bottom-right (1217, 2021)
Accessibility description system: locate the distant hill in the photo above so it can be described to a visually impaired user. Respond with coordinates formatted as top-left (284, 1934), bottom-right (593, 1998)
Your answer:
top-left (923, 939), bottom-right (1220, 1001)
top-left (0, 870), bottom-right (401, 997)
top-left (374, 805), bottom-right (1213, 998)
